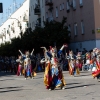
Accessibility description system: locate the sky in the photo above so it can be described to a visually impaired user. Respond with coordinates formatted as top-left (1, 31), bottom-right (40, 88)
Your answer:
top-left (0, 0), bottom-right (25, 25)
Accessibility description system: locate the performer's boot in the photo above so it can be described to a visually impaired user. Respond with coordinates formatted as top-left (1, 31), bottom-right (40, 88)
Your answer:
top-left (61, 84), bottom-right (65, 90)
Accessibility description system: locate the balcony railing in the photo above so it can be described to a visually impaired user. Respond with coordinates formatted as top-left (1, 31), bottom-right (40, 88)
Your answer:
top-left (45, 0), bottom-right (53, 6)
top-left (34, 7), bottom-right (40, 15)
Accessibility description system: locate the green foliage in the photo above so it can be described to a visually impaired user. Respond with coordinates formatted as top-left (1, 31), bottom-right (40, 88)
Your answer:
top-left (0, 17), bottom-right (70, 56)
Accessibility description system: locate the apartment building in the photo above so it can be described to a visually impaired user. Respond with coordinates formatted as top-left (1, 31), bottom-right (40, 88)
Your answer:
top-left (45, 0), bottom-right (100, 51)
top-left (0, 0), bottom-right (29, 44)
top-left (1, 0), bottom-right (100, 52)
top-left (29, 0), bottom-right (45, 29)
top-left (0, 0), bottom-right (45, 44)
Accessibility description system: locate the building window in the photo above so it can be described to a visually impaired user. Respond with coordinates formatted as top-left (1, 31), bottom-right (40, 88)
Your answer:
top-left (74, 23), bottom-right (78, 36)
top-left (68, 24), bottom-right (71, 32)
top-left (60, 4), bottom-right (62, 11)
top-left (56, 7), bottom-right (58, 18)
top-left (73, 0), bottom-right (76, 10)
top-left (81, 20), bottom-right (85, 34)
top-left (67, 0), bottom-right (70, 12)
top-left (68, 24), bottom-right (71, 37)
top-left (62, 3), bottom-right (64, 10)
top-left (80, 0), bottom-right (83, 7)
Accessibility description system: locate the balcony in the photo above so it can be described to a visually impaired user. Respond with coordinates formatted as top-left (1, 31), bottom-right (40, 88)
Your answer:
top-left (45, 0), bottom-right (53, 6)
top-left (34, 6), bottom-right (40, 15)
top-left (46, 17), bottom-right (53, 22)
top-left (23, 15), bottom-right (28, 22)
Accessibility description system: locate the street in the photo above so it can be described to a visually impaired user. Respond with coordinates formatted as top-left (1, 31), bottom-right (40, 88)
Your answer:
top-left (0, 71), bottom-right (100, 100)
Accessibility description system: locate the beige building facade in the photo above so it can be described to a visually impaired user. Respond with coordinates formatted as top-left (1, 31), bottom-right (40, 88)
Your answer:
top-left (45, 0), bottom-right (100, 51)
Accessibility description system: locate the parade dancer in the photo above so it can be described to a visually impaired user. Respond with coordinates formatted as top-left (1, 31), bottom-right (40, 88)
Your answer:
top-left (68, 51), bottom-right (75, 75)
top-left (84, 52), bottom-right (91, 71)
top-left (92, 51), bottom-right (100, 80)
top-left (40, 45), bottom-right (66, 90)
top-left (74, 52), bottom-right (82, 75)
top-left (40, 47), bottom-right (52, 90)
top-left (50, 45), bottom-right (66, 90)
top-left (19, 49), bottom-right (35, 79)
top-left (16, 55), bottom-right (24, 76)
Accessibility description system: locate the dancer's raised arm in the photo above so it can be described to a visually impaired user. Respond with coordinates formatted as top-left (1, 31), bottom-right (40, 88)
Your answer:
top-left (58, 44), bottom-right (67, 57)
top-left (40, 47), bottom-right (47, 52)
top-left (30, 48), bottom-right (34, 56)
top-left (18, 50), bottom-right (25, 58)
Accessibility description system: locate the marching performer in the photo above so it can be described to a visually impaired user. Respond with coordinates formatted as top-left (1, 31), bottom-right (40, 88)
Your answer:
top-left (68, 50), bottom-right (75, 75)
top-left (19, 49), bottom-right (35, 79)
top-left (40, 45), bottom-right (66, 90)
top-left (92, 50), bottom-right (100, 80)
top-left (75, 52), bottom-right (82, 75)
top-left (40, 47), bottom-right (52, 90)
top-left (16, 55), bottom-right (24, 76)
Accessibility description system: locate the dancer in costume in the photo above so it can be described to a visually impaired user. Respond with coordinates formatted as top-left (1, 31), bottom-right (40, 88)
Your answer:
top-left (68, 51), bottom-right (75, 75)
top-left (16, 55), bottom-right (24, 76)
top-left (74, 52), bottom-right (82, 75)
top-left (19, 49), bottom-right (35, 79)
top-left (40, 47), bottom-right (52, 90)
top-left (40, 45), bottom-right (66, 90)
top-left (92, 49), bottom-right (100, 80)
top-left (84, 52), bottom-right (91, 71)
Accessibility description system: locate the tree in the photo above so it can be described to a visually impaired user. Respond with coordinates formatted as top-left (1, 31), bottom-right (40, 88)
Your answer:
top-left (0, 17), bottom-right (70, 56)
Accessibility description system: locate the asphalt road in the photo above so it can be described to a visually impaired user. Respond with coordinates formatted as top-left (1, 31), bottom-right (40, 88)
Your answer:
top-left (0, 71), bottom-right (100, 100)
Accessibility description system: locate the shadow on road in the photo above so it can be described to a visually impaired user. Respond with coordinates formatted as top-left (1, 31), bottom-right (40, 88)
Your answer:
top-left (0, 89), bottom-right (23, 93)
top-left (67, 82), bottom-right (81, 85)
top-left (0, 86), bottom-right (25, 93)
top-left (0, 86), bottom-right (23, 89)
top-left (75, 74), bottom-right (92, 77)
top-left (65, 84), bottom-right (95, 89)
